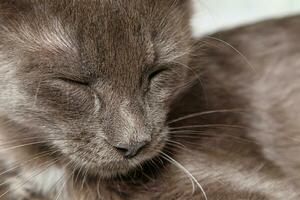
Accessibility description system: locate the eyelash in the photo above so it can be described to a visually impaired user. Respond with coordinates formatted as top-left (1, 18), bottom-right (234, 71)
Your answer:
top-left (58, 77), bottom-right (89, 86)
top-left (148, 68), bottom-right (168, 82)
top-left (58, 67), bottom-right (168, 90)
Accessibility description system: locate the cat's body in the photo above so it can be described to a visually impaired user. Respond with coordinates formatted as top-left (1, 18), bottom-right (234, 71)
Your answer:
top-left (198, 15), bottom-right (300, 188)
top-left (0, 0), bottom-right (300, 199)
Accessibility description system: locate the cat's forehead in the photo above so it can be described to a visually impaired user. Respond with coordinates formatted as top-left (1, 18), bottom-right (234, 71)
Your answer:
top-left (2, 0), bottom-right (191, 75)
top-left (48, 0), bottom-right (187, 63)
top-left (33, 13), bottom-right (157, 77)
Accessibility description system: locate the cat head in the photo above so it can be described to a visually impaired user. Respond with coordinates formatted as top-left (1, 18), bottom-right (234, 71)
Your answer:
top-left (0, 0), bottom-right (194, 178)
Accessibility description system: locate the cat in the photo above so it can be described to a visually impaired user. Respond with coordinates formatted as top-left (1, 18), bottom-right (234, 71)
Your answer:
top-left (0, 0), bottom-right (299, 199)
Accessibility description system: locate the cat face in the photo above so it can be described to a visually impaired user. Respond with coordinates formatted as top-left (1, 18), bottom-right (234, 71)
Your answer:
top-left (0, 0), bottom-right (192, 177)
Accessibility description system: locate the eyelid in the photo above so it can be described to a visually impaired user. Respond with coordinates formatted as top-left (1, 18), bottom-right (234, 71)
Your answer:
top-left (57, 77), bottom-right (89, 86)
top-left (142, 67), bottom-right (170, 95)
top-left (147, 67), bottom-right (169, 81)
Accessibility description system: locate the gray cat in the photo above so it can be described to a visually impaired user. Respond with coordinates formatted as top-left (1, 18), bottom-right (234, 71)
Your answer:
top-left (0, 0), bottom-right (299, 199)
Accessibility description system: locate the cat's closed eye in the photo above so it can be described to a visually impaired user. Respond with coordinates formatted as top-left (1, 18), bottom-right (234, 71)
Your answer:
top-left (147, 67), bottom-right (169, 82)
top-left (57, 77), bottom-right (90, 87)
top-left (142, 67), bottom-right (170, 93)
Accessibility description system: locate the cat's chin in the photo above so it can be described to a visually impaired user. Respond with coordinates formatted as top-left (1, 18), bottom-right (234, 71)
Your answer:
top-left (79, 157), bottom-right (153, 179)
top-left (68, 139), bottom-right (167, 179)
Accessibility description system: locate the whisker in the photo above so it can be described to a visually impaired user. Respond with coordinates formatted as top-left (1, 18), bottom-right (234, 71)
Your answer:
top-left (0, 158), bottom-right (61, 199)
top-left (168, 109), bottom-right (247, 124)
top-left (167, 128), bottom-right (257, 145)
top-left (148, 160), bottom-right (161, 180)
top-left (74, 160), bottom-right (85, 188)
top-left (160, 152), bottom-right (208, 200)
top-left (0, 150), bottom-right (59, 178)
top-left (170, 126), bottom-right (300, 145)
top-left (169, 124), bottom-right (247, 130)
top-left (204, 36), bottom-right (257, 73)
top-left (80, 152), bottom-right (92, 192)
top-left (54, 161), bottom-right (74, 200)
top-left (0, 141), bottom-right (63, 152)
top-left (165, 139), bottom-right (187, 149)
top-left (0, 135), bottom-right (96, 152)
top-left (0, 137), bottom-right (76, 148)
top-left (32, 79), bottom-right (42, 108)
top-left (165, 141), bottom-right (189, 152)
top-left (171, 61), bottom-right (208, 107)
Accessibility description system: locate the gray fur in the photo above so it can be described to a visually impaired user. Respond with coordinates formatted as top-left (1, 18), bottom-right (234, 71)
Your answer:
top-left (0, 0), bottom-right (299, 199)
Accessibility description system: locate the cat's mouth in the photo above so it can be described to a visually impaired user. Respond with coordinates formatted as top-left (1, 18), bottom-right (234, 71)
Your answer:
top-left (64, 132), bottom-right (168, 178)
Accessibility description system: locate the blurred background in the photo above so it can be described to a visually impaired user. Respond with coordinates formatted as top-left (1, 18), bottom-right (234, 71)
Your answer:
top-left (191, 0), bottom-right (300, 37)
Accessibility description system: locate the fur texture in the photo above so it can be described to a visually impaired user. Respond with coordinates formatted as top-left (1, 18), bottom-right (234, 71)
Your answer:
top-left (0, 0), bottom-right (299, 199)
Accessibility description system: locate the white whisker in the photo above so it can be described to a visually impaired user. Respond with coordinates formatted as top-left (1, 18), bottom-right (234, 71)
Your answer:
top-left (161, 152), bottom-right (208, 200)
top-left (168, 109), bottom-right (246, 124)
top-left (0, 158), bottom-right (60, 199)
top-left (54, 162), bottom-right (74, 200)
top-left (0, 150), bottom-right (58, 178)
top-left (204, 36), bottom-right (257, 73)
top-left (169, 124), bottom-right (247, 130)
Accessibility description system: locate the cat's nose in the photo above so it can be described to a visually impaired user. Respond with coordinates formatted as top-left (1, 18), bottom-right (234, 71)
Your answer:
top-left (113, 141), bottom-right (149, 159)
